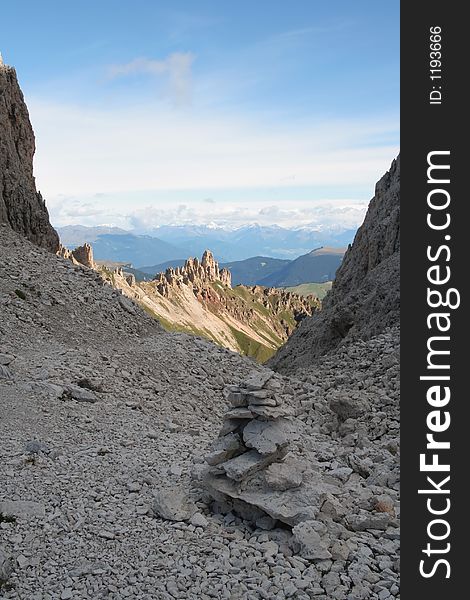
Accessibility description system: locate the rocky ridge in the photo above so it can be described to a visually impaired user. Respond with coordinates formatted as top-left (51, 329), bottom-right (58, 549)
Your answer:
top-left (103, 251), bottom-right (318, 362)
top-left (271, 156), bottom-right (400, 371)
top-left (153, 250), bottom-right (232, 294)
top-left (0, 61), bottom-right (59, 252)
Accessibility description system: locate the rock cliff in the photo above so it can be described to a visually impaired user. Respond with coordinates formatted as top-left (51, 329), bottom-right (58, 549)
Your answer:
top-left (270, 156), bottom-right (400, 372)
top-left (0, 62), bottom-right (59, 252)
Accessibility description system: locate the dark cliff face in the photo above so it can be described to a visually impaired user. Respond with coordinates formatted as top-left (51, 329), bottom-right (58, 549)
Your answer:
top-left (270, 156), bottom-right (400, 372)
top-left (0, 64), bottom-right (59, 252)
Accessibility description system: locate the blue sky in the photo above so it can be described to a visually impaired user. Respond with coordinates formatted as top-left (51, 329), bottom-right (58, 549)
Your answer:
top-left (1, 1), bottom-right (399, 231)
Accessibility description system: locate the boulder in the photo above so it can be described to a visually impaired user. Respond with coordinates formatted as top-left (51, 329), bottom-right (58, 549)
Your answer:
top-left (243, 371), bottom-right (273, 390)
top-left (329, 394), bottom-right (370, 420)
top-left (65, 384), bottom-right (98, 403)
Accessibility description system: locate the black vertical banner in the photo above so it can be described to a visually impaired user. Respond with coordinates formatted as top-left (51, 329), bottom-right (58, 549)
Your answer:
top-left (401, 3), bottom-right (466, 598)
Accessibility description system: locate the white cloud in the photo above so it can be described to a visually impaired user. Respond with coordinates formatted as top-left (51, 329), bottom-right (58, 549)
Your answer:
top-left (107, 53), bottom-right (194, 105)
top-left (48, 196), bottom-right (368, 231)
top-left (29, 97), bottom-right (398, 201)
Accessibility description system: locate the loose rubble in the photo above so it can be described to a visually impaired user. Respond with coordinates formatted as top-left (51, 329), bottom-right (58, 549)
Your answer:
top-left (1, 224), bottom-right (400, 598)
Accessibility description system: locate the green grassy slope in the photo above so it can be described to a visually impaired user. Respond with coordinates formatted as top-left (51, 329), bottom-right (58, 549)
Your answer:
top-left (285, 282), bottom-right (332, 299)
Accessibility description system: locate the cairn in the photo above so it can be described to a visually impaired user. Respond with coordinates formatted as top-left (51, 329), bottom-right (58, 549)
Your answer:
top-left (202, 370), bottom-right (307, 525)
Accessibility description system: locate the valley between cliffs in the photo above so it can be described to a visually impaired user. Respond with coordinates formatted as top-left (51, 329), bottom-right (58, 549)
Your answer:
top-left (1, 59), bottom-right (400, 600)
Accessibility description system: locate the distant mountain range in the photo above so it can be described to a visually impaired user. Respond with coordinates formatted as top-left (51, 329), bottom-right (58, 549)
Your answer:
top-left (57, 224), bottom-right (355, 265)
top-left (138, 247), bottom-right (345, 287)
top-left (259, 247), bottom-right (345, 287)
top-left (58, 227), bottom-right (190, 266)
top-left (148, 224), bottom-right (354, 261)
top-left (221, 257), bottom-right (291, 286)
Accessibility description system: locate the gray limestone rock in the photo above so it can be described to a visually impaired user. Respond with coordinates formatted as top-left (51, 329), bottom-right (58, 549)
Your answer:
top-left (245, 389), bottom-right (271, 400)
top-left (65, 384), bottom-right (98, 403)
top-left (346, 510), bottom-right (392, 532)
top-left (204, 465), bottom-right (339, 526)
top-left (329, 394), bottom-right (370, 420)
top-left (190, 512), bottom-right (209, 528)
top-left (0, 364), bottom-right (13, 380)
top-left (319, 493), bottom-right (348, 520)
top-left (245, 390), bottom-right (279, 406)
top-left (330, 540), bottom-right (351, 561)
top-left (25, 440), bottom-right (50, 455)
top-left (151, 488), bottom-right (195, 522)
top-left (249, 404), bottom-right (291, 419)
top-left (224, 407), bottom-right (254, 420)
top-left (0, 546), bottom-right (13, 585)
top-left (265, 460), bottom-right (303, 491)
top-left (221, 449), bottom-right (282, 481)
top-left (243, 371), bottom-right (274, 390)
top-left (243, 418), bottom-right (297, 455)
top-left (205, 433), bottom-right (244, 466)
top-left (226, 391), bottom-right (247, 407)
top-left (292, 521), bottom-right (332, 560)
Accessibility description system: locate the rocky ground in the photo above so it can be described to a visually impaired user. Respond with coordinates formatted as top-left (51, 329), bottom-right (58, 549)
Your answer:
top-left (0, 225), bottom-right (400, 599)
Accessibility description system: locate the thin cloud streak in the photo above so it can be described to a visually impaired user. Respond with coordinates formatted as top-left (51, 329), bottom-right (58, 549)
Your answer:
top-left (107, 53), bottom-right (195, 105)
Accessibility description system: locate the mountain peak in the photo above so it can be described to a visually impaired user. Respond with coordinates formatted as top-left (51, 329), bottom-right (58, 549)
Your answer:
top-left (155, 250), bottom-right (232, 293)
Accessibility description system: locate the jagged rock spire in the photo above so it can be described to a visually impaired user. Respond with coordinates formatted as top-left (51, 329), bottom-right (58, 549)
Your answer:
top-left (153, 250), bottom-right (232, 297)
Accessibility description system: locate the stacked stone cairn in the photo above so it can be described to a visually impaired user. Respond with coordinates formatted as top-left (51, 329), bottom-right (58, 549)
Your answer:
top-left (202, 370), bottom-right (306, 527)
